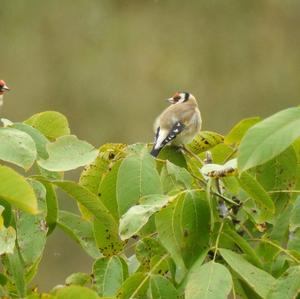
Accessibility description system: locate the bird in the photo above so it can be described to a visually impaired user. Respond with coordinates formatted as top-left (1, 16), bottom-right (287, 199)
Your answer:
top-left (0, 80), bottom-right (10, 110)
top-left (150, 92), bottom-right (202, 157)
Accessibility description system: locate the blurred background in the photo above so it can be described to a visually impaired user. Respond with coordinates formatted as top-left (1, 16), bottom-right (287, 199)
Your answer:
top-left (1, 0), bottom-right (300, 291)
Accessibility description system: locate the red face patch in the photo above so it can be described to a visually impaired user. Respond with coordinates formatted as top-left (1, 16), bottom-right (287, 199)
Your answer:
top-left (172, 92), bottom-right (181, 102)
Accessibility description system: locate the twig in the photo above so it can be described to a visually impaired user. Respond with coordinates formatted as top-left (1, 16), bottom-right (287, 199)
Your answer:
top-left (181, 145), bottom-right (204, 165)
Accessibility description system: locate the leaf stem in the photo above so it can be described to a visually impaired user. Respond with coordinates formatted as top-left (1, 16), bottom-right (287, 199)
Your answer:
top-left (213, 221), bottom-right (224, 261)
top-left (251, 238), bottom-right (300, 264)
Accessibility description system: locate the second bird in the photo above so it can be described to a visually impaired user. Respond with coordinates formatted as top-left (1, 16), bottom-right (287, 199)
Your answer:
top-left (150, 92), bottom-right (202, 157)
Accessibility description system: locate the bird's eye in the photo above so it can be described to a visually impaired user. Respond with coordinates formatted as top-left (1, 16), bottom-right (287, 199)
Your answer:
top-left (173, 95), bottom-right (181, 101)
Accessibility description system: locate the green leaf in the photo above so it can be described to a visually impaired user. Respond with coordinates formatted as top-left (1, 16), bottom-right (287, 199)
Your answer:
top-left (150, 275), bottom-right (178, 299)
top-left (136, 238), bottom-right (167, 271)
top-left (94, 218), bottom-right (124, 256)
top-left (239, 172), bottom-right (275, 222)
top-left (266, 266), bottom-right (300, 299)
top-left (116, 150), bottom-right (162, 215)
top-left (288, 228), bottom-right (300, 252)
top-left (25, 111), bottom-right (70, 139)
top-left (12, 123), bottom-right (49, 159)
top-left (16, 212), bottom-right (47, 267)
top-left (54, 181), bottom-right (106, 216)
top-left (43, 181), bottom-right (58, 235)
top-left (93, 256), bottom-right (128, 296)
top-left (119, 194), bottom-right (170, 240)
top-left (98, 160), bottom-right (122, 220)
top-left (238, 107), bottom-right (300, 172)
top-left (38, 135), bottom-right (98, 171)
top-left (185, 261), bottom-right (232, 299)
top-left (199, 143), bottom-right (234, 164)
top-left (223, 225), bottom-right (262, 268)
top-left (79, 143), bottom-right (126, 195)
top-left (7, 250), bottom-right (26, 297)
top-left (65, 272), bottom-right (91, 286)
top-left (0, 165), bottom-right (38, 214)
top-left (220, 248), bottom-right (276, 298)
top-left (0, 226), bottom-right (16, 255)
top-left (225, 117), bottom-right (261, 145)
top-left (255, 146), bottom-right (298, 213)
top-left (187, 131), bottom-right (224, 154)
top-left (55, 285), bottom-right (99, 299)
top-left (57, 211), bottom-right (101, 259)
top-left (156, 190), bottom-right (210, 277)
top-left (165, 160), bottom-right (193, 188)
top-left (52, 181), bottom-right (121, 255)
top-left (0, 127), bottom-right (37, 169)
top-left (289, 196), bottom-right (300, 232)
top-left (15, 180), bottom-right (47, 267)
top-left (156, 145), bottom-right (187, 168)
top-left (116, 272), bottom-right (149, 299)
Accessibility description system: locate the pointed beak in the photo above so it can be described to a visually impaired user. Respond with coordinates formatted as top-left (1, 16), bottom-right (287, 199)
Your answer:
top-left (166, 97), bottom-right (174, 104)
top-left (2, 85), bottom-right (10, 91)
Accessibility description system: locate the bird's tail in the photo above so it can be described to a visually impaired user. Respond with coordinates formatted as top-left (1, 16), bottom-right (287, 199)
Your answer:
top-left (150, 147), bottom-right (161, 157)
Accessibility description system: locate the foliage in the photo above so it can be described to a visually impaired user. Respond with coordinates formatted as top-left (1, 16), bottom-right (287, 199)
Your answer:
top-left (1, 107), bottom-right (300, 298)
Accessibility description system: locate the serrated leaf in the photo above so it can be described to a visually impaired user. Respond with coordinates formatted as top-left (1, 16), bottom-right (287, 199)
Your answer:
top-left (93, 256), bottom-right (128, 296)
top-left (187, 131), bottom-right (224, 154)
top-left (0, 127), bottom-right (37, 169)
top-left (220, 248), bottom-right (276, 298)
top-left (185, 261), bottom-right (232, 299)
top-left (117, 150), bottom-right (162, 215)
top-left (266, 266), bottom-right (300, 299)
top-left (150, 275), bottom-right (178, 299)
top-left (57, 211), bottom-right (101, 259)
top-left (225, 117), bottom-right (261, 145)
top-left (38, 135), bottom-right (98, 171)
top-left (119, 194), bottom-right (170, 240)
top-left (0, 165), bottom-right (38, 214)
top-left (0, 226), bottom-right (16, 255)
top-left (25, 111), bottom-right (70, 139)
top-left (238, 107), bottom-right (300, 172)
top-left (156, 190), bottom-right (210, 277)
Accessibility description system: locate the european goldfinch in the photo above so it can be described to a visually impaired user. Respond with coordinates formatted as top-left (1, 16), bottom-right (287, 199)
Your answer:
top-left (151, 92), bottom-right (202, 157)
top-left (0, 80), bottom-right (10, 109)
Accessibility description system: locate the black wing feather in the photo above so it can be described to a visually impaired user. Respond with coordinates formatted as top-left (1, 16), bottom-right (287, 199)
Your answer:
top-left (150, 122), bottom-right (185, 157)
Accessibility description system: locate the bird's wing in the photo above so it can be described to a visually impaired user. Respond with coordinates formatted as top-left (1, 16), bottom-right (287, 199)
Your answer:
top-left (154, 121), bottom-right (185, 150)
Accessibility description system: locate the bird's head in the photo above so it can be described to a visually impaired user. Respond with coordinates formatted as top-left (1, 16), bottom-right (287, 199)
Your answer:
top-left (0, 80), bottom-right (10, 95)
top-left (167, 92), bottom-right (196, 104)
